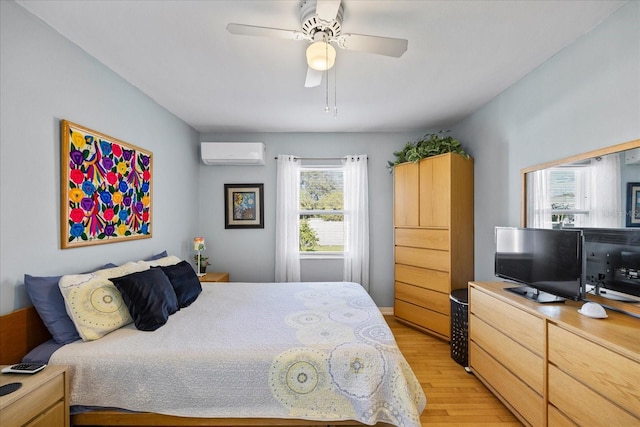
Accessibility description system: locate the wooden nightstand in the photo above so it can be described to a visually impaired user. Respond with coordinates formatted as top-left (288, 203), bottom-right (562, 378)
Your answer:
top-left (0, 365), bottom-right (69, 427)
top-left (198, 272), bottom-right (229, 283)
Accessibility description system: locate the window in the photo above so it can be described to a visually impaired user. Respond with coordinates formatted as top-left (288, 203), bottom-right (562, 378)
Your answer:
top-left (275, 154), bottom-right (369, 287)
top-left (548, 166), bottom-right (590, 227)
top-left (299, 166), bottom-right (344, 254)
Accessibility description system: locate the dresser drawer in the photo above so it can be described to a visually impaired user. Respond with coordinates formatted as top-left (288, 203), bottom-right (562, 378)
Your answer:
top-left (470, 342), bottom-right (543, 427)
top-left (395, 282), bottom-right (450, 315)
top-left (470, 287), bottom-right (544, 355)
top-left (548, 364), bottom-right (640, 426)
top-left (395, 299), bottom-right (450, 338)
top-left (395, 228), bottom-right (449, 250)
top-left (395, 264), bottom-right (450, 293)
top-left (27, 400), bottom-right (65, 427)
top-left (547, 404), bottom-right (577, 427)
top-left (1, 374), bottom-right (64, 427)
top-left (395, 246), bottom-right (450, 272)
top-left (470, 314), bottom-right (543, 393)
top-left (548, 323), bottom-right (640, 418)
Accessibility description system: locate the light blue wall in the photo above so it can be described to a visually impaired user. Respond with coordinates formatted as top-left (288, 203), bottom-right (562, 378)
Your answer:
top-left (2, 1), bottom-right (638, 314)
top-left (0, 2), bottom-right (201, 314)
top-left (197, 132), bottom-right (423, 307)
top-left (453, 1), bottom-right (640, 282)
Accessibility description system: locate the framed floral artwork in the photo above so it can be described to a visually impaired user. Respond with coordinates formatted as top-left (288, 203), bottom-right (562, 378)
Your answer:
top-left (224, 183), bottom-right (264, 229)
top-left (61, 120), bottom-right (152, 248)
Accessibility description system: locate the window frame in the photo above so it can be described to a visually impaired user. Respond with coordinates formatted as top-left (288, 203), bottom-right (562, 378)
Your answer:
top-left (298, 164), bottom-right (345, 259)
top-left (548, 165), bottom-right (591, 227)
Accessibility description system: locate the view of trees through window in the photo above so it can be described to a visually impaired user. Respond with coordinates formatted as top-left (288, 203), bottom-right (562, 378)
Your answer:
top-left (299, 168), bottom-right (344, 252)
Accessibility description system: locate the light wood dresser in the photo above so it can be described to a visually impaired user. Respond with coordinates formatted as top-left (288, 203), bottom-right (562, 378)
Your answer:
top-left (469, 281), bottom-right (640, 427)
top-left (0, 365), bottom-right (69, 427)
top-left (393, 153), bottom-right (474, 340)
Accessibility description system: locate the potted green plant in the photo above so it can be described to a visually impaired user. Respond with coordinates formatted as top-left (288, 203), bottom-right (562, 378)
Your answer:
top-left (193, 255), bottom-right (210, 274)
top-left (387, 130), bottom-right (470, 172)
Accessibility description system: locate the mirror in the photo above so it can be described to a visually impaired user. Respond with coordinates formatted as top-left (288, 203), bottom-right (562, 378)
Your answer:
top-left (521, 139), bottom-right (640, 228)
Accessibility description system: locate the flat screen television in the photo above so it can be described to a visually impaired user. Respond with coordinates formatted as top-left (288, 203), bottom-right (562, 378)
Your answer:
top-left (577, 228), bottom-right (640, 301)
top-left (494, 227), bottom-right (584, 303)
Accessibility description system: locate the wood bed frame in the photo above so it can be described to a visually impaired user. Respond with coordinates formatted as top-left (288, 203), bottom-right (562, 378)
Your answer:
top-left (0, 306), bottom-right (391, 427)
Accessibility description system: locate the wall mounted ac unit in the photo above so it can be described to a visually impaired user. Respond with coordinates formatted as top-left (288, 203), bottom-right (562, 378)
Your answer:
top-left (624, 147), bottom-right (640, 165)
top-left (201, 142), bottom-right (266, 165)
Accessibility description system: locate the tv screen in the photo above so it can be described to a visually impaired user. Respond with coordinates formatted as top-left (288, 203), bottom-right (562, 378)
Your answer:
top-left (495, 227), bottom-right (584, 302)
top-left (578, 228), bottom-right (640, 300)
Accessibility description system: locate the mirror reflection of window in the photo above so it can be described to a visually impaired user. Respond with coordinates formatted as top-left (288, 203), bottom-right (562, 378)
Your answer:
top-left (527, 153), bottom-right (622, 228)
top-left (589, 154), bottom-right (622, 227)
top-left (549, 166), bottom-right (589, 228)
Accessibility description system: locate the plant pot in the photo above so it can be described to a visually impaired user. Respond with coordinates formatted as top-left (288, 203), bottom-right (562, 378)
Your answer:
top-left (198, 264), bottom-right (207, 274)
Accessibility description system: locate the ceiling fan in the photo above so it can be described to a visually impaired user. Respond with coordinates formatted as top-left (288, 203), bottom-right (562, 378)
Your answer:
top-left (227, 0), bottom-right (408, 88)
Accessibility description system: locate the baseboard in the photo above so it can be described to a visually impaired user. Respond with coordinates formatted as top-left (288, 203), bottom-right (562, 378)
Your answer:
top-left (378, 306), bottom-right (394, 315)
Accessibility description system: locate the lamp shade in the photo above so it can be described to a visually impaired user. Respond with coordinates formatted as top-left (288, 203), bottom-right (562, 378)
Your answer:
top-left (193, 237), bottom-right (205, 251)
top-left (306, 41), bottom-right (336, 71)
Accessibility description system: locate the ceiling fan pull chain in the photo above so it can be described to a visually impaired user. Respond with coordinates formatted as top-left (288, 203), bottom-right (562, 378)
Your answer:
top-left (333, 64), bottom-right (338, 118)
top-left (324, 68), bottom-right (330, 113)
top-left (325, 37), bottom-right (330, 113)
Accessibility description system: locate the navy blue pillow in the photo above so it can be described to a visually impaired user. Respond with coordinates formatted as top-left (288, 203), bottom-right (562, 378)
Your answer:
top-left (147, 250), bottom-right (168, 261)
top-left (111, 268), bottom-right (179, 331)
top-left (22, 339), bottom-right (64, 364)
top-left (159, 261), bottom-right (202, 308)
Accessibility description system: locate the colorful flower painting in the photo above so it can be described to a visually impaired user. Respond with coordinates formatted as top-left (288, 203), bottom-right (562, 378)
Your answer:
top-left (61, 120), bottom-right (152, 248)
top-left (224, 184), bottom-right (264, 229)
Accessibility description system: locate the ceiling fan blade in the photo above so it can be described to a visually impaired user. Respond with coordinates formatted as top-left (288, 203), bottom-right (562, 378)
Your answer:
top-left (338, 33), bottom-right (408, 58)
top-left (315, 0), bottom-right (341, 22)
top-left (226, 23), bottom-right (305, 41)
top-left (304, 67), bottom-right (323, 88)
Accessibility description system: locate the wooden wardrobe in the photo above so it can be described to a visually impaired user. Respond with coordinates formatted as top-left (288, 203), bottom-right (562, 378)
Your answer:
top-left (393, 152), bottom-right (474, 340)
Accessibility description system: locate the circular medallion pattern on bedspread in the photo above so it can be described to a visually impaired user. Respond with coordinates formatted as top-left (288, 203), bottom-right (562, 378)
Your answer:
top-left (285, 311), bottom-right (327, 329)
top-left (269, 347), bottom-right (356, 419)
top-left (356, 324), bottom-right (399, 352)
top-left (272, 283), bottom-right (424, 425)
top-left (328, 342), bottom-right (385, 399)
top-left (328, 307), bottom-right (370, 324)
top-left (295, 291), bottom-right (344, 310)
top-left (296, 322), bottom-right (355, 349)
top-left (348, 295), bottom-right (377, 309)
top-left (389, 358), bottom-right (426, 426)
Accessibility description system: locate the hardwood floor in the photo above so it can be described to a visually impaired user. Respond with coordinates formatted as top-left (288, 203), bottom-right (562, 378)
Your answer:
top-left (384, 316), bottom-right (523, 426)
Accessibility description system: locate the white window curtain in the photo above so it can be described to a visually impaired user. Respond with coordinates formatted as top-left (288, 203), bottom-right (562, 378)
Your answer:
top-left (589, 155), bottom-right (622, 227)
top-left (527, 169), bottom-right (552, 228)
top-left (342, 155), bottom-right (370, 291)
top-left (275, 155), bottom-right (301, 282)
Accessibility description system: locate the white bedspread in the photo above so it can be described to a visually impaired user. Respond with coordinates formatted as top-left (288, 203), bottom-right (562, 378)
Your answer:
top-left (50, 282), bottom-right (425, 426)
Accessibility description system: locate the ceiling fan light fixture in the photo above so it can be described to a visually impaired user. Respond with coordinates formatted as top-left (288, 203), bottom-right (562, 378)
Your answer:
top-left (306, 41), bottom-right (336, 71)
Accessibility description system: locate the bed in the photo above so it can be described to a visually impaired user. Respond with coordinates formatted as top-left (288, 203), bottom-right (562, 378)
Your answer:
top-left (1, 273), bottom-right (425, 427)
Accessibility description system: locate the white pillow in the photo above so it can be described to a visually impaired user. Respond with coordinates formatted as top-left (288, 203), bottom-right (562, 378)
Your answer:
top-left (137, 255), bottom-right (182, 269)
top-left (59, 262), bottom-right (144, 341)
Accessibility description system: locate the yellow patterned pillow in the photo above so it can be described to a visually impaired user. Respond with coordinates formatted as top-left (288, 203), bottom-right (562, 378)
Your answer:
top-left (59, 262), bottom-right (144, 341)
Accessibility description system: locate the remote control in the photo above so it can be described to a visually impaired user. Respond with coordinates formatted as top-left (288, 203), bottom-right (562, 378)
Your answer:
top-left (1, 363), bottom-right (46, 374)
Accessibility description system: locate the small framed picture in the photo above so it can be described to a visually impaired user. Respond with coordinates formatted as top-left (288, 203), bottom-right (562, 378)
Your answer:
top-left (224, 184), bottom-right (264, 229)
top-left (627, 182), bottom-right (640, 227)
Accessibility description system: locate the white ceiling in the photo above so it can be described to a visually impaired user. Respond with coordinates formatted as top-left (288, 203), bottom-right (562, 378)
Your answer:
top-left (16, 0), bottom-right (625, 133)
